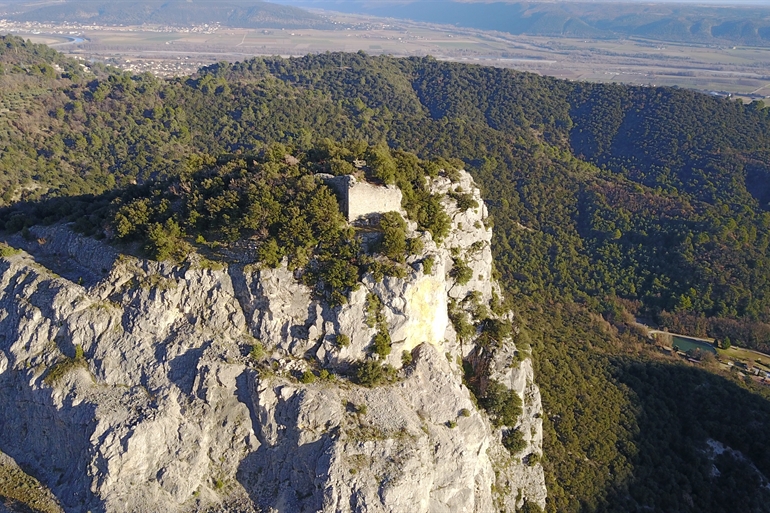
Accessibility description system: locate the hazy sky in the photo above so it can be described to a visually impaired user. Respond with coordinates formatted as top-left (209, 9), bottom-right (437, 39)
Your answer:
top-left (277, 0), bottom-right (770, 4)
top-left (4, 0), bottom-right (769, 6)
top-left (3, 0), bottom-right (768, 5)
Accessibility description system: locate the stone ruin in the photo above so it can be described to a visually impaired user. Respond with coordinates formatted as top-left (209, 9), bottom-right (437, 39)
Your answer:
top-left (318, 174), bottom-right (403, 222)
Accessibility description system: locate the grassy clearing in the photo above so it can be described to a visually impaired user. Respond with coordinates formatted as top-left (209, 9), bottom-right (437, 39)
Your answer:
top-left (718, 345), bottom-right (770, 370)
top-left (43, 345), bottom-right (87, 386)
top-left (0, 243), bottom-right (21, 258)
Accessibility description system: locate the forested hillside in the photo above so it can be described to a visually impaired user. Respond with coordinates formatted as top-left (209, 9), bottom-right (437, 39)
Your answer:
top-left (3, 34), bottom-right (770, 512)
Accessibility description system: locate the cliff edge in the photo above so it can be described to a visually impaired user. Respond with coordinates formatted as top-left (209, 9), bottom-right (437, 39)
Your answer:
top-left (0, 169), bottom-right (546, 512)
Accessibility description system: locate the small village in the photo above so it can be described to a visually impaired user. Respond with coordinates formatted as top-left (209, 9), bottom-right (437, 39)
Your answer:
top-left (0, 19), bottom-right (222, 35)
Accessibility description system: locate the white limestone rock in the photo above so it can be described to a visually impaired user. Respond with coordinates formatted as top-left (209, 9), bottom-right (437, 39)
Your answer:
top-left (0, 170), bottom-right (546, 512)
top-left (0, 350), bottom-right (7, 375)
top-left (239, 343), bottom-right (494, 513)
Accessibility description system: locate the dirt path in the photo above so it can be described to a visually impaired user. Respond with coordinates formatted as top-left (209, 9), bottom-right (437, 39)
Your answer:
top-left (632, 320), bottom-right (715, 343)
top-left (645, 329), bottom-right (715, 343)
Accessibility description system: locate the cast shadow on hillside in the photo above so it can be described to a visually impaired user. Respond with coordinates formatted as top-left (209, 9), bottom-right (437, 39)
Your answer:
top-left (0, 371), bottom-right (100, 512)
top-left (601, 358), bottom-right (770, 512)
top-left (234, 370), bottom-right (332, 512)
top-left (0, 192), bottom-right (124, 285)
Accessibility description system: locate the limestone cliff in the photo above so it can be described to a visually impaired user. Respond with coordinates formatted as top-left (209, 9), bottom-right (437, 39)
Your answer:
top-left (0, 170), bottom-right (546, 512)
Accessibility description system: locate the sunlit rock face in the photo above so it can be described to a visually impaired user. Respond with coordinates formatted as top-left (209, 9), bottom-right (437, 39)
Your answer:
top-left (400, 273), bottom-right (449, 352)
top-left (0, 169), bottom-right (545, 512)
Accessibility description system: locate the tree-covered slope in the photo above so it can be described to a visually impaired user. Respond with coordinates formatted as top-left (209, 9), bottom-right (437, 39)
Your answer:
top-left (3, 35), bottom-right (770, 512)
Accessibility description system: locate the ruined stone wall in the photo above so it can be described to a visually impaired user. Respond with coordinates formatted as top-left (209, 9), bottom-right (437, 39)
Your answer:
top-left (347, 180), bottom-right (402, 221)
top-left (320, 175), bottom-right (403, 222)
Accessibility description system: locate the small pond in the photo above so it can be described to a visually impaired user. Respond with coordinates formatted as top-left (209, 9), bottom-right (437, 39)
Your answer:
top-left (672, 335), bottom-right (717, 355)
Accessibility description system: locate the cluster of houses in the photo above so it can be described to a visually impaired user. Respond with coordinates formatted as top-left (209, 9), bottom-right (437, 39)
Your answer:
top-left (726, 360), bottom-right (770, 380)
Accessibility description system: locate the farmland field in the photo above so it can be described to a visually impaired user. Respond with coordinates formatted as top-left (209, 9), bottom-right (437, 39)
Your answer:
top-left (719, 346), bottom-right (770, 371)
top-left (3, 11), bottom-right (770, 97)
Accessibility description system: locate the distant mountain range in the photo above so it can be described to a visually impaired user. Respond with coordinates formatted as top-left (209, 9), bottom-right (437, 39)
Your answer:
top-left (277, 0), bottom-right (770, 46)
top-left (3, 0), bottom-right (336, 29)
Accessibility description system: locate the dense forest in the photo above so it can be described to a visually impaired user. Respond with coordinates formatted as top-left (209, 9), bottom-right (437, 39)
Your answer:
top-left (3, 34), bottom-right (770, 512)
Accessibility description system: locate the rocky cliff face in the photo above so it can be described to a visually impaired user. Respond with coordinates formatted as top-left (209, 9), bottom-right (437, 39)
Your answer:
top-left (0, 170), bottom-right (546, 512)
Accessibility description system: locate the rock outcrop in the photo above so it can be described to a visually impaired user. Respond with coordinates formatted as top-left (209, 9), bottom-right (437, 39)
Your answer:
top-left (0, 170), bottom-right (546, 512)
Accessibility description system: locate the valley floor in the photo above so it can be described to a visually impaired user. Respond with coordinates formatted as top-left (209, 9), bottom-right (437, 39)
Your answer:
top-left (5, 15), bottom-right (770, 98)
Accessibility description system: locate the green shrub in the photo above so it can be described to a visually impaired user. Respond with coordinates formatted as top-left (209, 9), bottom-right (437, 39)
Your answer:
top-left (449, 190), bottom-right (479, 211)
top-left (365, 258), bottom-right (407, 281)
top-left (502, 428), bottom-right (527, 454)
top-left (250, 342), bottom-right (265, 360)
top-left (457, 194), bottom-right (478, 211)
top-left (478, 318), bottom-right (513, 348)
top-left (518, 500), bottom-right (544, 513)
top-left (372, 328), bottom-right (391, 358)
top-left (459, 408), bottom-right (471, 417)
top-left (145, 219), bottom-right (189, 262)
top-left (451, 258), bottom-right (473, 285)
top-left (401, 350), bottom-right (413, 367)
top-left (526, 453), bottom-right (541, 466)
top-left (422, 255), bottom-right (435, 275)
top-left (365, 292), bottom-right (384, 328)
top-left (449, 301), bottom-right (476, 342)
top-left (465, 290), bottom-right (482, 304)
top-left (480, 380), bottom-right (522, 427)
top-left (472, 303), bottom-right (489, 321)
top-left (468, 240), bottom-right (485, 254)
top-left (44, 346), bottom-right (87, 385)
top-left (356, 360), bottom-right (381, 386)
top-left (330, 158), bottom-right (355, 175)
top-left (445, 167), bottom-right (462, 182)
top-left (0, 243), bottom-right (20, 258)
top-left (414, 195), bottom-right (451, 243)
top-left (300, 370), bottom-right (317, 384)
top-left (335, 333), bottom-right (350, 348)
top-left (379, 211), bottom-right (407, 263)
top-left (366, 144), bottom-right (398, 184)
top-left (197, 256), bottom-right (225, 271)
top-left (355, 360), bottom-right (397, 387)
top-left (407, 236), bottom-right (424, 256)
top-left (257, 239), bottom-right (283, 268)
top-left (490, 291), bottom-right (506, 316)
